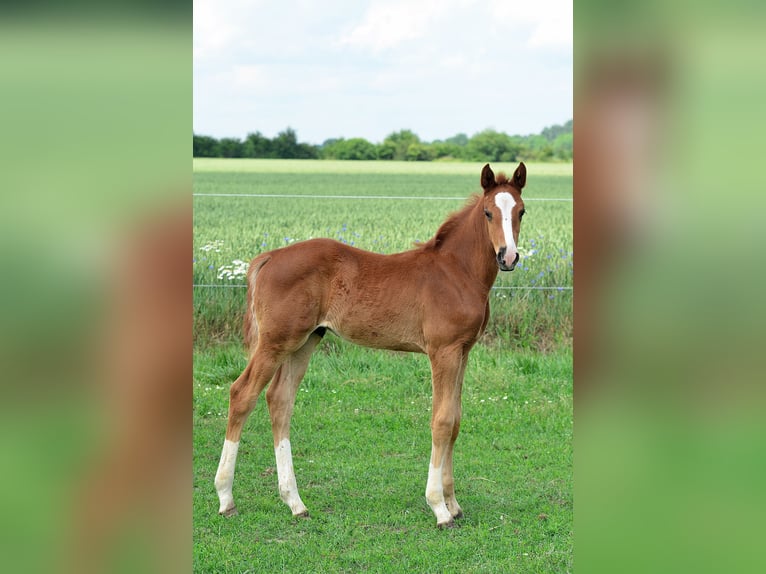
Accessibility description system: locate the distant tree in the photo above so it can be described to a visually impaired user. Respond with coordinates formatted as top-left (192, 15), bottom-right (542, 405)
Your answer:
top-left (431, 141), bottom-right (464, 160)
top-left (296, 142), bottom-right (320, 159)
top-left (339, 138), bottom-right (378, 160)
top-left (218, 137), bottom-right (244, 158)
top-left (405, 142), bottom-right (435, 161)
top-left (321, 138), bottom-right (377, 160)
top-left (271, 128), bottom-right (299, 158)
top-left (552, 132), bottom-right (573, 160)
top-left (270, 127), bottom-right (318, 159)
top-left (541, 119), bottom-right (573, 141)
top-left (519, 134), bottom-right (547, 161)
top-left (445, 133), bottom-right (469, 147)
top-left (193, 134), bottom-right (220, 157)
top-left (376, 141), bottom-right (396, 160)
top-left (192, 120), bottom-right (572, 162)
top-left (242, 131), bottom-right (272, 158)
top-left (537, 143), bottom-right (555, 161)
top-left (319, 138), bottom-right (343, 150)
top-left (466, 129), bottom-right (521, 162)
top-left (318, 138), bottom-right (341, 159)
top-left (383, 129), bottom-right (421, 160)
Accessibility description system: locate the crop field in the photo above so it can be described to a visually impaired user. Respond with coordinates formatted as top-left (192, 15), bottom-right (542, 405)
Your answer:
top-left (193, 159), bottom-right (572, 350)
top-left (193, 159), bottom-right (573, 572)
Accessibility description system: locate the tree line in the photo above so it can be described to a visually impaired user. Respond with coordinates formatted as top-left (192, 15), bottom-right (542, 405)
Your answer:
top-left (193, 120), bottom-right (572, 162)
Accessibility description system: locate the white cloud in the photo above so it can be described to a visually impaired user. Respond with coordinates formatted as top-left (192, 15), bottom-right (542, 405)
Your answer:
top-left (193, 0), bottom-right (243, 61)
top-left (231, 63), bottom-right (345, 97)
top-left (339, 0), bottom-right (450, 53)
top-left (488, 0), bottom-right (572, 49)
top-left (232, 64), bottom-right (270, 91)
top-left (339, 0), bottom-right (572, 54)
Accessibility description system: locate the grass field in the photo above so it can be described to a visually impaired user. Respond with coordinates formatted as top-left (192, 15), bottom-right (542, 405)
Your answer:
top-left (193, 159), bottom-right (573, 572)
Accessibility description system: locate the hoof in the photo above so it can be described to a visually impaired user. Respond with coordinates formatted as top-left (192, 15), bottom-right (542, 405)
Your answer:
top-left (293, 510), bottom-right (310, 519)
top-left (219, 505), bottom-right (238, 517)
top-left (437, 518), bottom-right (457, 529)
top-left (452, 510), bottom-right (464, 520)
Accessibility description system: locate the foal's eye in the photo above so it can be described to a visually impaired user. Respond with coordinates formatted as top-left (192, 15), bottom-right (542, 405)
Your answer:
top-left (484, 209), bottom-right (492, 221)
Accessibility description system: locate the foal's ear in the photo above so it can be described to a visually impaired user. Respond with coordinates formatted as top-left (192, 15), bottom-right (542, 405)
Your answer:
top-left (513, 162), bottom-right (527, 192)
top-left (481, 163), bottom-right (496, 191)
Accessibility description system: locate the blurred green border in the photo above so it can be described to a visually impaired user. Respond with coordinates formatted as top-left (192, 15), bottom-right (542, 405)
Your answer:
top-left (0, 6), bottom-right (190, 574)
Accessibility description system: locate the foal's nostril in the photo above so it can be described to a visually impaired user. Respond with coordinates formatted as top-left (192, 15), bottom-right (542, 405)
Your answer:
top-left (512, 252), bottom-right (519, 265)
top-left (497, 247), bottom-right (506, 263)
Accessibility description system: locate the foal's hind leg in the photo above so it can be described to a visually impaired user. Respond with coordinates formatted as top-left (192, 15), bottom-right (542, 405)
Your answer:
top-left (266, 332), bottom-right (322, 517)
top-left (214, 347), bottom-right (281, 516)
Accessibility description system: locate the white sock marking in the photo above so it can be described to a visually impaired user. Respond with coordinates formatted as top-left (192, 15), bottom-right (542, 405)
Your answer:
top-left (275, 438), bottom-right (308, 516)
top-left (215, 439), bottom-right (239, 513)
top-left (425, 461), bottom-right (453, 525)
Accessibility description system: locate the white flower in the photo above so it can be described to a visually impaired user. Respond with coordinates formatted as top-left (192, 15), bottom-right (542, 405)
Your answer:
top-left (199, 240), bottom-right (224, 253)
top-left (216, 258), bottom-right (249, 281)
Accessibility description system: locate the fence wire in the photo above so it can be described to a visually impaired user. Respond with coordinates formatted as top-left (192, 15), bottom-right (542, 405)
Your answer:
top-left (194, 193), bottom-right (571, 201)
top-left (193, 284), bottom-right (571, 291)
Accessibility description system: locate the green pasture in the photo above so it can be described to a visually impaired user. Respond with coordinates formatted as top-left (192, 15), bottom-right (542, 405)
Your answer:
top-left (194, 343), bottom-right (573, 573)
top-left (193, 159), bottom-right (573, 572)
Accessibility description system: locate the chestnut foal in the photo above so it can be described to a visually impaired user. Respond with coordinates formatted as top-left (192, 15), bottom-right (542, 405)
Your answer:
top-left (215, 163), bottom-right (527, 527)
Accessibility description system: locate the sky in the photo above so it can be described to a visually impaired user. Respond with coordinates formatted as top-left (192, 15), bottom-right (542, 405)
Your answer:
top-left (193, 0), bottom-right (572, 145)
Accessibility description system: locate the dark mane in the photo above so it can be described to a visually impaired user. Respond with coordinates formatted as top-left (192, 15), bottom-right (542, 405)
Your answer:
top-left (417, 194), bottom-right (481, 250)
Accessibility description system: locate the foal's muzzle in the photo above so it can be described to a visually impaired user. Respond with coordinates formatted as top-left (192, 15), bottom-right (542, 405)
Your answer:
top-left (496, 247), bottom-right (519, 271)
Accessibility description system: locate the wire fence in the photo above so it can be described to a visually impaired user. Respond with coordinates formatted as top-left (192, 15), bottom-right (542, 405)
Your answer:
top-left (193, 284), bottom-right (571, 291)
top-left (193, 193), bottom-right (572, 201)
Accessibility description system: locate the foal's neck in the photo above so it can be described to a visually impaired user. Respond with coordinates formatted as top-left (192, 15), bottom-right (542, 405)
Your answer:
top-left (436, 200), bottom-right (499, 293)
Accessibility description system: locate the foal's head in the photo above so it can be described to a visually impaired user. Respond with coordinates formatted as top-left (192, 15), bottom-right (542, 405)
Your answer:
top-left (480, 162), bottom-right (527, 271)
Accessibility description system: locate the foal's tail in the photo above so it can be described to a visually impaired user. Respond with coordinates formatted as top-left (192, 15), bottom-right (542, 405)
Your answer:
top-left (243, 255), bottom-right (271, 352)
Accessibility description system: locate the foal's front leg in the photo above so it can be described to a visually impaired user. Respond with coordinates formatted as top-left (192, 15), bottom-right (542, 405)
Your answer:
top-left (441, 351), bottom-right (469, 520)
top-left (441, 413), bottom-right (463, 520)
top-left (425, 346), bottom-right (464, 528)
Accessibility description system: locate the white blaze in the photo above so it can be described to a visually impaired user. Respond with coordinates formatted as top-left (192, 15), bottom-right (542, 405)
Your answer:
top-left (494, 192), bottom-right (518, 255)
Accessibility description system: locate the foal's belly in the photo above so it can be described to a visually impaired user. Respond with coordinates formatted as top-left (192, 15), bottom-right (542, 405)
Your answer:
top-left (319, 318), bottom-right (426, 354)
